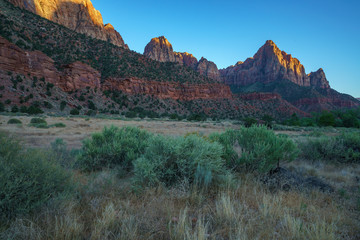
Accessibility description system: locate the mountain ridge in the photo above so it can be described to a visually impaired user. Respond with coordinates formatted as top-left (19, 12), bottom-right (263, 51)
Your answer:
top-left (144, 36), bottom-right (221, 81)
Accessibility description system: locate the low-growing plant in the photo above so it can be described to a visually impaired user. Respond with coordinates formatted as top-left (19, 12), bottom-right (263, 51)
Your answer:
top-left (210, 126), bottom-right (298, 172)
top-left (7, 118), bottom-right (22, 124)
top-left (70, 109), bottom-right (80, 115)
top-left (299, 132), bottom-right (360, 163)
top-left (0, 133), bottom-right (72, 221)
top-left (52, 123), bottom-right (66, 128)
top-left (77, 126), bottom-right (151, 171)
top-left (133, 134), bottom-right (229, 189)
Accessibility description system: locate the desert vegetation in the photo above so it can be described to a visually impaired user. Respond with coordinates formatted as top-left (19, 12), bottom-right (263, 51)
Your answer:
top-left (0, 124), bottom-right (359, 239)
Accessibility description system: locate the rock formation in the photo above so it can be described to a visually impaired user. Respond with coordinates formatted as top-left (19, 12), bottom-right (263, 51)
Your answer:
top-left (220, 40), bottom-right (329, 89)
top-left (308, 68), bottom-right (330, 89)
top-left (102, 78), bottom-right (232, 101)
top-left (0, 36), bottom-right (231, 100)
top-left (196, 57), bottom-right (221, 81)
top-left (144, 36), bottom-right (221, 81)
top-left (7, 0), bottom-right (128, 48)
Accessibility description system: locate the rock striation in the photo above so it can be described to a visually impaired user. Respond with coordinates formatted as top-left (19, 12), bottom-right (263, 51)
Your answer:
top-left (220, 40), bottom-right (329, 89)
top-left (8, 0), bottom-right (128, 48)
top-left (144, 36), bottom-right (221, 81)
top-left (102, 78), bottom-right (232, 101)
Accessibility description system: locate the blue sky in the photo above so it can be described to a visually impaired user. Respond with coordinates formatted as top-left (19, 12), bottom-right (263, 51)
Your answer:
top-left (91, 0), bottom-right (360, 97)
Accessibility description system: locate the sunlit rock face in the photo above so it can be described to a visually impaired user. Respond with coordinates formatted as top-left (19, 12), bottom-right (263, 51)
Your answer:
top-left (8, 0), bottom-right (128, 48)
top-left (144, 36), bottom-right (176, 62)
top-left (144, 36), bottom-right (221, 81)
top-left (220, 40), bottom-right (330, 89)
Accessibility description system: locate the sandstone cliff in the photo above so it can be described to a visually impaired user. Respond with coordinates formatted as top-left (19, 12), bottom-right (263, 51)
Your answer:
top-left (102, 78), bottom-right (232, 101)
top-left (144, 36), bottom-right (221, 81)
top-left (0, 36), bottom-right (101, 90)
top-left (7, 0), bottom-right (128, 48)
top-left (220, 40), bottom-right (329, 89)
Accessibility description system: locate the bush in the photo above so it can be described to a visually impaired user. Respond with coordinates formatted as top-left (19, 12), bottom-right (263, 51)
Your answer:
top-left (0, 133), bottom-right (72, 221)
top-left (29, 118), bottom-right (48, 128)
top-left (30, 118), bottom-right (47, 124)
top-left (27, 105), bottom-right (44, 115)
top-left (210, 126), bottom-right (298, 172)
top-left (70, 108), bottom-right (80, 115)
top-left (244, 117), bottom-right (257, 128)
top-left (11, 105), bottom-right (18, 113)
top-left (125, 111), bottom-right (137, 118)
top-left (60, 101), bottom-right (67, 111)
top-left (133, 134), bottom-right (229, 189)
top-left (300, 132), bottom-right (360, 163)
top-left (52, 123), bottom-right (66, 128)
top-left (7, 119), bottom-right (22, 124)
top-left (77, 126), bottom-right (151, 171)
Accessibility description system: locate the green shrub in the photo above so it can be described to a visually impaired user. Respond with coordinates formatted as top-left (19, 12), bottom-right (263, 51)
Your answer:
top-left (133, 134), bottom-right (228, 189)
top-left (244, 117), bottom-right (257, 128)
top-left (300, 132), bottom-right (360, 163)
top-left (0, 102), bottom-right (4, 112)
top-left (60, 101), bottom-right (67, 111)
top-left (210, 126), bottom-right (298, 172)
top-left (27, 105), bottom-right (44, 115)
top-left (30, 118), bottom-right (46, 124)
top-left (52, 123), bottom-right (66, 128)
top-left (7, 119), bottom-right (22, 124)
top-left (125, 111), bottom-right (137, 118)
top-left (70, 108), bottom-right (80, 115)
top-left (11, 105), bottom-right (18, 113)
top-left (0, 133), bottom-right (72, 221)
top-left (29, 118), bottom-right (48, 128)
top-left (77, 126), bottom-right (151, 171)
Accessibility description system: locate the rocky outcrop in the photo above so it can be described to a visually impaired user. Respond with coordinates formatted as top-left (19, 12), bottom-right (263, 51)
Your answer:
top-left (102, 78), bottom-right (232, 101)
top-left (8, 0), bottom-right (128, 48)
top-left (308, 68), bottom-right (330, 89)
top-left (174, 52), bottom-right (198, 69)
top-left (144, 36), bottom-right (176, 62)
top-left (0, 36), bottom-right (100, 91)
top-left (196, 57), bottom-right (221, 81)
top-left (60, 62), bottom-right (101, 91)
top-left (220, 40), bottom-right (330, 89)
top-left (144, 36), bottom-right (221, 81)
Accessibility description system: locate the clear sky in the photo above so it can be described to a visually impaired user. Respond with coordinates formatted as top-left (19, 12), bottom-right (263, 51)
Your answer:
top-left (91, 0), bottom-right (360, 98)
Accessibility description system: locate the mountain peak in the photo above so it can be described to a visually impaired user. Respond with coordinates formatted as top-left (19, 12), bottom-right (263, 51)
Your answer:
top-left (265, 40), bottom-right (277, 47)
top-left (7, 0), bottom-right (127, 48)
top-left (222, 41), bottom-right (330, 89)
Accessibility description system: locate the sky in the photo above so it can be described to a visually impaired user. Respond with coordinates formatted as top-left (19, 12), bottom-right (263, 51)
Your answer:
top-left (91, 0), bottom-right (360, 98)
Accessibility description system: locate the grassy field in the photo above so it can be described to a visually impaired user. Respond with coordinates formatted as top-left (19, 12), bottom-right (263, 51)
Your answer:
top-left (1, 115), bottom-right (359, 240)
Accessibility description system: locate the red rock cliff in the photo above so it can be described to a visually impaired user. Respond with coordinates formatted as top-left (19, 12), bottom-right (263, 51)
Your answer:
top-left (0, 36), bottom-right (100, 90)
top-left (7, 0), bottom-right (128, 48)
top-left (102, 78), bottom-right (233, 101)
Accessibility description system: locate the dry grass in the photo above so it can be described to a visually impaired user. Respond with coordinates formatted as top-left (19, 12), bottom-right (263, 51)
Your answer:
top-left (1, 169), bottom-right (359, 240)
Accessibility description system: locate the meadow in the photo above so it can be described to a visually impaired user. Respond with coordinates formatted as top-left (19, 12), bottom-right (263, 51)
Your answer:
top-left (0, 115), bottom-right (359, 240)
